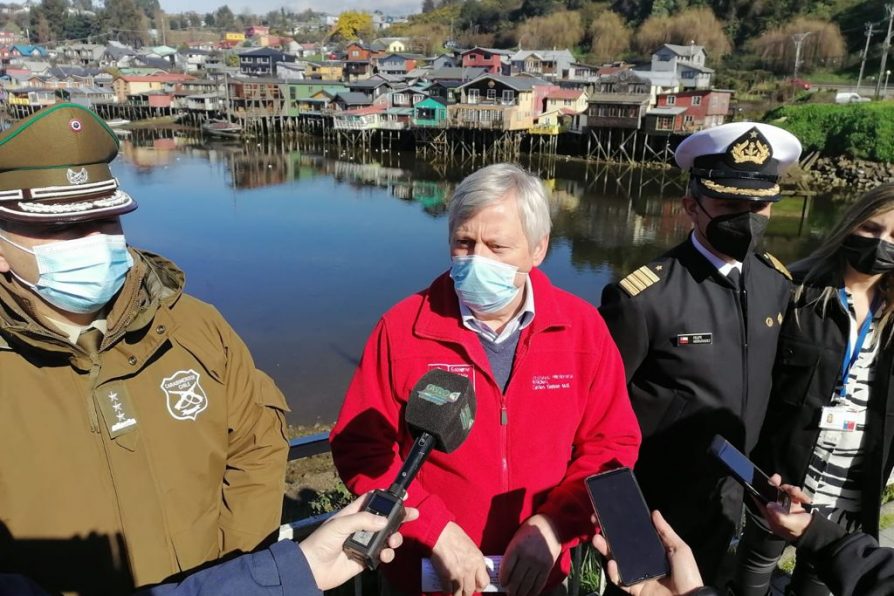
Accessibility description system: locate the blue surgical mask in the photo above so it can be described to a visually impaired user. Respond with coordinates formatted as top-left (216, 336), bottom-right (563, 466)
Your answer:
top-left (1, 233), bottom-right (133, 314)
top-left (450, 255), bottom-right (522, 314)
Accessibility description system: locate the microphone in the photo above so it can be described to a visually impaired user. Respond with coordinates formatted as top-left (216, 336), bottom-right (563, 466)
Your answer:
top-left (343, 369), bottom-right (476, 569)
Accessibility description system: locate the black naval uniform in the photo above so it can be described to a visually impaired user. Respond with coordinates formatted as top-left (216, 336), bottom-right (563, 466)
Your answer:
top-left (598, 236), bottom-right (792, 581)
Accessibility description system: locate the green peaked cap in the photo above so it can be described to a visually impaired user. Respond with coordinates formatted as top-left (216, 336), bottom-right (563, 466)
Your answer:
top-left (0, 103), bottom-right (137, 223)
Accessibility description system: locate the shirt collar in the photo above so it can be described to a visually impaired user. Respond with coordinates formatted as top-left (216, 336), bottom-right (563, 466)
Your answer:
top-left (459, 275), bottom-right (535, 344)
top-left (690, 232), bottom-right (742, 276)
top-left (43, 314), bottom-right (108, 345)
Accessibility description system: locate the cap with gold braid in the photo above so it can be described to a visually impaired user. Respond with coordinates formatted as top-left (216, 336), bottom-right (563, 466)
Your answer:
top-left (0, 103), bottom-right (137, 223)
top-left (674, 121), bottom-right (802, 203)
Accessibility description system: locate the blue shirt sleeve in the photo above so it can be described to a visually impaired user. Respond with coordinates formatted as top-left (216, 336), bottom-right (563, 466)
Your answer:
top-left (141, 540), bottom-right (322, 596)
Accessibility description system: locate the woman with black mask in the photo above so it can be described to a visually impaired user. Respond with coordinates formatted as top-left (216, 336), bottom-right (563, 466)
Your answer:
top-left (733, 183), bottom-right (894, 596)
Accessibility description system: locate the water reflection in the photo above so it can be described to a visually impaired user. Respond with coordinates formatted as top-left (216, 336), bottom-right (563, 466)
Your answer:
top-left (112, 129), bottom-right (848, 425)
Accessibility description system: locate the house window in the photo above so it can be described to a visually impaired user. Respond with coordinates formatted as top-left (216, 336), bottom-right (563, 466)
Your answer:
top-left (684, 115), bottom-right (694, 125)
top-left (656, 116), bottom-right (673, 130)
top-left (412, 94), bottom-right (423, 104)
top-left (692, 95), bottom-right (702, 105)
top-left (487, 88), bottom-right (496, 101)
top-left (467, 89), bottom-right (479, 103)
top-left (667, 95), bottom-right (676, 105)
top-left (352, 50), bottom-right (359, 57)
top-left (480, 109), bottom-right (492, 121)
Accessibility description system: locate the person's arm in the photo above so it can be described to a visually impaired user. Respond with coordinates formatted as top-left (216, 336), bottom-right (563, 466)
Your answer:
top-left (217, 319), bottom-right (290, 554)
top-left (144, 498), bottom-right (418, 596)
top-left (330, 318), bottom-right (454, 551)
top-left (598, 284), bottom-right (651, 385)
top-left (535, 322), bottom-right (641, 547)
top-left (760, 477), bottom-right (894, 596)
top-left (331, 319), bottom-right (489, 595)
top-left (501, 321), bottom-right (641, 595)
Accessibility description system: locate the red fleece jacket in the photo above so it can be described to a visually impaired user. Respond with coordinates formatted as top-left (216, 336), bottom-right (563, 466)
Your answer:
top-left (331, 269), bottom-right (640, 594)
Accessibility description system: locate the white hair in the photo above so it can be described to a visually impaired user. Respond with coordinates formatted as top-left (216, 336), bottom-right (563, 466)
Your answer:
top-left (448, 163), bottom-right (551, 251)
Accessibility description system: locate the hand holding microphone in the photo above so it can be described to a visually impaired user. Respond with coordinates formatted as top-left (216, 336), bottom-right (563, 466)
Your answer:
top-left (342, 369), bottom-right (477, 569)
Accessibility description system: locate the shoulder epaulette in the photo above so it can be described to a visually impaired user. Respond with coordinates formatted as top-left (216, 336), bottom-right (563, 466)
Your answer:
top-left (618, 265), bottom-right (662, 297)
top-left (759, 252), bottom-right (792, 280)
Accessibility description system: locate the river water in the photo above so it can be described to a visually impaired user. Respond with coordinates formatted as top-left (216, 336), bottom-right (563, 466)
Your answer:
top-left (111, 129), bottom-right (848, 425)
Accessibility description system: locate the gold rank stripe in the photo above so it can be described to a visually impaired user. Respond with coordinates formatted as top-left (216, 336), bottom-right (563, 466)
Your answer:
top-left (619, 266), bottom-right (660, 296)
top-left (764, 252), bottom-right (792, 280)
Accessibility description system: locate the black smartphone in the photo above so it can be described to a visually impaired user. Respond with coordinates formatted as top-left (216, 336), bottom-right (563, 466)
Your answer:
top-left (586, 467), bottom-right (669, 587)
top-left (708, 435), bottom-right (787, 508)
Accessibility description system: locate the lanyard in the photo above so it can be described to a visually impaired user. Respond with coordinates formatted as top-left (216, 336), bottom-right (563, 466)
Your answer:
top-left (837, 288), bottom-right (880, 396)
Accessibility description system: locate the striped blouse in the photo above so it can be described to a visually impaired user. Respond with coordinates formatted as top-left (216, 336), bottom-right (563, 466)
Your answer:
top-left (803, 290), bottom-right (883, 531)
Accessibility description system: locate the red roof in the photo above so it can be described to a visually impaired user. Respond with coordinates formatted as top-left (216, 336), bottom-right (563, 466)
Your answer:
top-left (547, 88), bottom-right (583, 100)
top-left (340, 105), bottom-right (386, 116)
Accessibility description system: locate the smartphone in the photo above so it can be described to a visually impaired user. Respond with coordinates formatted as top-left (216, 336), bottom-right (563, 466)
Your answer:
top-left (708, 435), bottom-right (788, 509)
top-left (586, 467), bottom-right (669, 586)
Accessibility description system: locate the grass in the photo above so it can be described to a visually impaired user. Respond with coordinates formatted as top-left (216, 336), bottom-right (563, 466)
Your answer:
top-left (569, 544), bottom-right (603, 595)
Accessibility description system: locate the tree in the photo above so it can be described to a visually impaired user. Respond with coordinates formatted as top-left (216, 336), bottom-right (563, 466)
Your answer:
top-left (214, 5), bottom-right (236, 31)
top-left (634, 7), bottom-right (732, 59)
top-left (135, 0), bottom-right (160, 21)
top-left (422, 0), bottom-right (436, 13)
top-left (29, 9), bottom-right (51, 43)
top-left (332, 11), bottom-right (373, 41)
top-left (748, 17), bottom-right (846, 74)
top-left (589, 10), bottom-right (631, 63)
top-left (40, 0), bottom-right (67, 40)
top-left (64, 11), bottom-right (101, 40)
top-left (516, 10), bottom-right (583, 49)
top-left (102, 0), bottom-right (148, 46)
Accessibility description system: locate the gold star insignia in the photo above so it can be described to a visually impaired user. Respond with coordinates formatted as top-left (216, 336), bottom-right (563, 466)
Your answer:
top-left (655, 265), bottom-right (663, 271)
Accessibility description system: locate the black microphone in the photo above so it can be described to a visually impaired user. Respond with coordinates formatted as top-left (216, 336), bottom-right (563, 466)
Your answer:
top-left (343, 369), bottom-right (476, 569)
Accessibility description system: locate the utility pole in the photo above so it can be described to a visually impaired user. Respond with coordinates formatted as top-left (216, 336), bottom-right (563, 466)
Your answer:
top-left (792, 32), bottom-right (812, 80)
top-left (858, 22), bottom-right (875, 90)
top-left (877, 4), bottom-right (894, 99)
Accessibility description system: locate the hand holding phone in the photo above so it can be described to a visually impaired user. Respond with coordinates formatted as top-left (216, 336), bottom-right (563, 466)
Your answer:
top-left (708, 435), bottom-right (791, 511)
top-left (586, 467), bottom-right (669, 586)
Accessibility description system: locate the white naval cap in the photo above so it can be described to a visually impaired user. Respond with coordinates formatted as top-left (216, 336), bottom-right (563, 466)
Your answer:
top-left (674, 122), bottom-right (802, 202)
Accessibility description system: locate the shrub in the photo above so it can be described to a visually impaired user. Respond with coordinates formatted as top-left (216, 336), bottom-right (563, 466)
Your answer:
top-left (766, 103), bottom-right (894, 162)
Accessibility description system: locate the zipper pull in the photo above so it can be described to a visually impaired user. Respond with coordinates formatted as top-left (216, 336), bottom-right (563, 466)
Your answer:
top-left (501, 407), bottom-right (508, 425)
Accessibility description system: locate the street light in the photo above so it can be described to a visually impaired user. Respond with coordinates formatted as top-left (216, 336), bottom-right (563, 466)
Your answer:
top-left (887, 70), bottom-right (892, 97)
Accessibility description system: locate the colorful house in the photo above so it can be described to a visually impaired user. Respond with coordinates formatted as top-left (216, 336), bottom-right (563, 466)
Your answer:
top-left (306, 61), bottom-right (344, 81)
top-left (450, 74), bottom-right (546, 130)
top-left (645, 89), bottom-right (731, 133)
top-left (413, 96), bottom-right (448, 127)
top-left (112, 73), bottom-right (193, 102)
top-left (460, 47), bottom-right (512, 75)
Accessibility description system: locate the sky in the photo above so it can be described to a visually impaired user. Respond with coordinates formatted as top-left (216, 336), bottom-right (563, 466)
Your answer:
top-left (158, 0), bottom-right (419, 17)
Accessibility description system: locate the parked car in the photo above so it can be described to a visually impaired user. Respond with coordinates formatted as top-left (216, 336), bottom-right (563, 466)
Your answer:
top-left (788, 78), bottom-right (812, 90)
top-left (835, 92), bottom-right (871, 104)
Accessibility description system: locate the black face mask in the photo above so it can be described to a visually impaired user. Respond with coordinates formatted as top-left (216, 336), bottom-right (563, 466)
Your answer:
top-left (840, 234), bottom-right (894, 275)
top-left (697, 202), bottom-right (769, 261)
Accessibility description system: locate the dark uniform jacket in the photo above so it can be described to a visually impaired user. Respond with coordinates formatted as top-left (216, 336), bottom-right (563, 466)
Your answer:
top-left (751, 265), bottom-right (894, 536)
top-left (598, 237), bottom-right (791, 568)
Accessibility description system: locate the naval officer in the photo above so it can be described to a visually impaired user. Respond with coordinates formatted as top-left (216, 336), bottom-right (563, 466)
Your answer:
top-left (598, 122), bottom-right (801, 583)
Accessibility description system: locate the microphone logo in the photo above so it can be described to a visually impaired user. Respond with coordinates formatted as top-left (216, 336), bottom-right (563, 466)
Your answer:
top-left (418, 383), bottom-right (461, 406)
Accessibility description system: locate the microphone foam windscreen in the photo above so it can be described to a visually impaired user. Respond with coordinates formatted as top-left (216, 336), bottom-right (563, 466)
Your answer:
top-left (405, 369), bottom-right (476, 453)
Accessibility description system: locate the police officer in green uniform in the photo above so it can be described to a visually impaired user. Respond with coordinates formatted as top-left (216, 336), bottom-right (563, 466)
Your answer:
top-left (0, 104), bottom-right (289, 593)
top-left (598, 122), bottom-right (801, 583)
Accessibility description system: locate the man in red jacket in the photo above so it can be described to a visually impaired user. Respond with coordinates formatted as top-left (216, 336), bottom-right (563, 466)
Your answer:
top-left (331, 163), bottom-right (641, 596)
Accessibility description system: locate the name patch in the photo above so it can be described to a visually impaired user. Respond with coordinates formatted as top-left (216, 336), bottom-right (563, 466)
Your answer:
top-left (676, 333), bottom-right (712, 346)
top-left (531, 373), bottom-right (574, 391)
